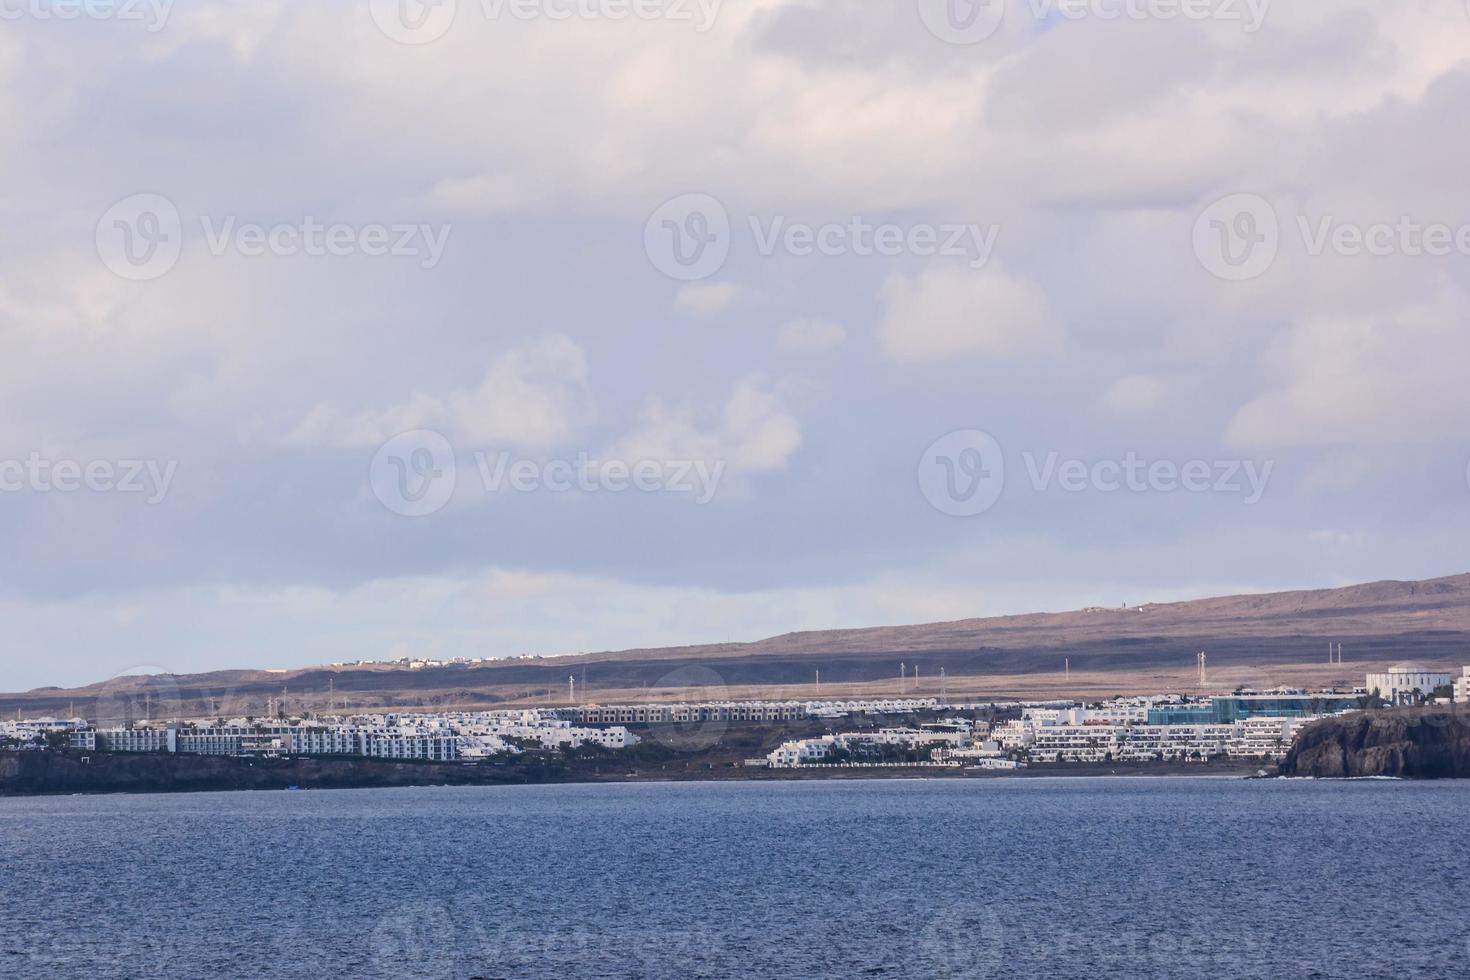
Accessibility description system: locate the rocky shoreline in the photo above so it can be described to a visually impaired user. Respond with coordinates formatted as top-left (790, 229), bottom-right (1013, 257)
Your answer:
top-left (0, 750), bottom-right (1265, 798)
top-left (1278, 706), bottom-right (1470, 778)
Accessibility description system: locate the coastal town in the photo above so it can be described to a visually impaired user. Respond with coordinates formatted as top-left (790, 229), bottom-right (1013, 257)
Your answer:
top-left (4, 664), bottom-right (1466, 776)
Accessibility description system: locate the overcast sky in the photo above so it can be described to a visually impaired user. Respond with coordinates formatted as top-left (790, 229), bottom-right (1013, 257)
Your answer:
top-left (3, 0), bottom-right (1470, 690)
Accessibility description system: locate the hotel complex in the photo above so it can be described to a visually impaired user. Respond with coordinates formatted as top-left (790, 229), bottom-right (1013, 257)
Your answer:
top-left (4, 667), bottom-right (1467, 772)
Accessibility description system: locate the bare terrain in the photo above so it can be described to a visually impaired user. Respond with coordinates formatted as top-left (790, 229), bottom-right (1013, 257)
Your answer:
top-left (5, 573), bottom-right (1470, 719)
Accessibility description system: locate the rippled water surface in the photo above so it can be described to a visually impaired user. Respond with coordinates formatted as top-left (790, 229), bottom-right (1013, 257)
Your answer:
top-left (2, 777), bottom-right (1466, 979)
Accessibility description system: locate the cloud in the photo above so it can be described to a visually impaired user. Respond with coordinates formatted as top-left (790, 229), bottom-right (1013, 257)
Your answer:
top-left (426, 174), bottom-right (549, 214)
top-left (1225, 295), bottom-right (1470, 449)
top-left (777, 317), bottom-right (846, 353)
top-left (9, 2), bottom-right (1470, 687)
top-left (603, 375), bottom-right (801, 477)
top-left (285, 335), bottom-right (595, 449)
top-left (673, 282), bottom-right (740, 317)
top-left (1100, 374), bottom-right (1170, 416)
top-left (878, 266), bottom-right (1063, 365)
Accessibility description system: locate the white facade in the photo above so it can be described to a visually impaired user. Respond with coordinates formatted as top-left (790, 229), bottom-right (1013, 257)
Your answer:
top-left (1365, 664), bottom-right (1453, 704)
top-left (1453, 667), bottom-right (1470, 704)
top-left (95, 728), bottom-right (173, 753)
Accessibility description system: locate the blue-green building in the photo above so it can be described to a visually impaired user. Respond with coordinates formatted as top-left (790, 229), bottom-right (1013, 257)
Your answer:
top-left (1147, 695), bottom-right (1360, 726)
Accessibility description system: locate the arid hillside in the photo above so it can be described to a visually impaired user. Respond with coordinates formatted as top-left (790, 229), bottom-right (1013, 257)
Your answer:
top-left (5, 574), bottom-right (1469, 718)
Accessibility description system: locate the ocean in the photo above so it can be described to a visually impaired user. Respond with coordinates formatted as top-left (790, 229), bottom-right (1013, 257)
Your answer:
top-left (2, 777), bottom-right (1465, 979)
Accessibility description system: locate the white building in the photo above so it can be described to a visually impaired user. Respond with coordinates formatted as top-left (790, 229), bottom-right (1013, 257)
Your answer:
top-left (360, 732), bottom-right (461, 761)
top-left (95, 728), bottom-right (174, 753)
top-left (1453, 667), bottom-right (1470, 704)
top-left (1365, 664), bottom-right (1453, 705)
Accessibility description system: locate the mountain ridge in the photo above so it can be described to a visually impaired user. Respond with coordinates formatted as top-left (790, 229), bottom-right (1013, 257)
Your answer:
top-left (6, 573), bottom-right (1470, 715)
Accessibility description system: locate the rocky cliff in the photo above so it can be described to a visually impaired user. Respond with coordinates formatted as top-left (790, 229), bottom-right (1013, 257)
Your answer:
top-left (1279, 707), bottom-right (1470, 778)
top-left (0, 751), bottom-right (563, 797)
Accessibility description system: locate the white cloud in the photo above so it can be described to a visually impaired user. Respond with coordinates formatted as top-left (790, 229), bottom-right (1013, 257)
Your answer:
top-left (1100, 374), bottom-right (1170, 416)
top-left (286, 335), bottom-right (595, 449)
top-left (777, 317), bottom-right (846, 353)
top-left (603, 375), bottom-right (801, 477)
top-left (1225, 296), bottom-right (1470, 449)
top-left (427, 174), bottom-right (549, 214)
top-left (673, 282), bottom-right (740, 317)
top-left (878, 266), bottom-right (1063, 365)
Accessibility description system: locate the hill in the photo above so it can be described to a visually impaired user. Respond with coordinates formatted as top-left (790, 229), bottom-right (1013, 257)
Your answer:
top-left (5, 573), bottom-right (1470, 718)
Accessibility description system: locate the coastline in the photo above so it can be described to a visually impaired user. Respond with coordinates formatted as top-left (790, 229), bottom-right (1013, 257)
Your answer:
top-left (0, 750), bottom-right (1266, 799)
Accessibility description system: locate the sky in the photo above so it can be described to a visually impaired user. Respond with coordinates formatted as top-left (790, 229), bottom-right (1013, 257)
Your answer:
top-left (3, 0), bottom-right (1470, 691)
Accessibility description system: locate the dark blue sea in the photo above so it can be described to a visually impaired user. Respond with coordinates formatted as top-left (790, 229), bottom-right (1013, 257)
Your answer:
top-left (2, 777), bottom-right (1466, 979)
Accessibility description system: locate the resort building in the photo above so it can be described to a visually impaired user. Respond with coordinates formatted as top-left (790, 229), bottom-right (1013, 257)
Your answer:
top-left (1365, 665), bottom-right (1454, 705)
